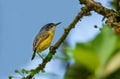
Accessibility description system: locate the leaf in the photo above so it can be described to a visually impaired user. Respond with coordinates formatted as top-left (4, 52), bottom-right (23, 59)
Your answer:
top-left (14, 69), bottom-right (19, 73)
top-left (103, 52), bottom-right (120, 77)
top-left (68, 25), bottom-right (119, 77)
top-left (91, 25), bottom-right (117, 65)
top-left (8, 76), bottom-right (13, 79)
top-left (22, 69), bottom-right (26, 74)
top-left (22, 69), bottom-right (30, 74)
top-left (115, 35), bottom-right (120, 49)
top-left (65, 63), bottom-right (92, 79)
top-left (72, 43), bottom-right (100, 71)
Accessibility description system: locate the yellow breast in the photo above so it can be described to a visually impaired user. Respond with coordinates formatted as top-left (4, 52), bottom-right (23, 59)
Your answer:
top-left (36, 31), bottom-right (54, 53)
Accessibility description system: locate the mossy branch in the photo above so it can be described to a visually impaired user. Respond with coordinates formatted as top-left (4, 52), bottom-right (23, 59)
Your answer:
top-left (79, 0), bottom-right (120, 28)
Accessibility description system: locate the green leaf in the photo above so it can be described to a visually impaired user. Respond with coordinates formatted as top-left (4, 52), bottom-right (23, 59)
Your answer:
top-left (14, 69), bottom-right (24, 77)
top-left (72, 43), bottom-right (100, 71)
top-left (103, 52), bottom-right (120, 77)
top-left (14, 69), bottom-right (19, 73)
top-left (91, 25), bottom-right (117, 65)
top-left (65, 63), bottom-right (93, 79)
top-left (116, 35), bottom-right (120, 49)
top-left (22, 68), bottom-right (30, 74)
top-left (8, 76), bottom-right (13, 79)
top-left (22, 69), bottom-right (26, 74)
top-left (68, 25), bottom-right (119, 78)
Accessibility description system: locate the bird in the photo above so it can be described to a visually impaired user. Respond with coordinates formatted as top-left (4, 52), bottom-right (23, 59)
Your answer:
top-left (31, 22), bottom-right (61, 60)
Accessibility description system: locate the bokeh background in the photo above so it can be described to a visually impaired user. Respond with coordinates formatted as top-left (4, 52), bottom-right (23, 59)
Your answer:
top-left (0, 0), bottom-right (112, 79)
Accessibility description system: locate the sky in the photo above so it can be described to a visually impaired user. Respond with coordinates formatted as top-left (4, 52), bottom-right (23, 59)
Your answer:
top-left (0, 0), bottom-right (109, 79)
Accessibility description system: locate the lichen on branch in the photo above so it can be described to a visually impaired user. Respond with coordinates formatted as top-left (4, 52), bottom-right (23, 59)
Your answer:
top-left (79, 0), bottom-right (120, 28)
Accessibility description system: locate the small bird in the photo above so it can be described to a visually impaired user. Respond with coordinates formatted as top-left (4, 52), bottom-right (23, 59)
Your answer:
top-left (31, 22), bottom-right (61, 60)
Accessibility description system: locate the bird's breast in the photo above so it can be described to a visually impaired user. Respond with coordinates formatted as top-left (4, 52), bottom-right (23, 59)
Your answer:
top-left (36, 31), bottom-right (54, 53)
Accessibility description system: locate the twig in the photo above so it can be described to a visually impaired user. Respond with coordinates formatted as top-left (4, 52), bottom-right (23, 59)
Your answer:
top-left (79, 0), bottom-right (120, 27)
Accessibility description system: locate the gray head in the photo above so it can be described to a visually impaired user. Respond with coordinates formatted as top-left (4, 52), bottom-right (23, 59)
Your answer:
top-left (40, 22), bottom-right (61, 32)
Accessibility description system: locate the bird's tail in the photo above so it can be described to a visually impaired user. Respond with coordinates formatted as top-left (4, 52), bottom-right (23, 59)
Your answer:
top-left (31, 52), bottom-right (36, 60)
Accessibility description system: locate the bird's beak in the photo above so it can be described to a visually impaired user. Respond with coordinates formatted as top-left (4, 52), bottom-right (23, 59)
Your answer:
top-left (55, 22), bottom-right (62, 26)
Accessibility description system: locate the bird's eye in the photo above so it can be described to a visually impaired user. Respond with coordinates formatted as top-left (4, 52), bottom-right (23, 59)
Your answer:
top-left (50, 25), bottom-right (53, 28)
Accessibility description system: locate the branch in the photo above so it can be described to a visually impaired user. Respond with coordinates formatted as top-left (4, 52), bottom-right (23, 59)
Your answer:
top-left (79, 0), bottom-right (120, 28)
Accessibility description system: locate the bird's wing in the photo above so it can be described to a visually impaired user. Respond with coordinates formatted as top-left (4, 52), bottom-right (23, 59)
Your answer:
top-left (33, 31), bottom-right (49, 52)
